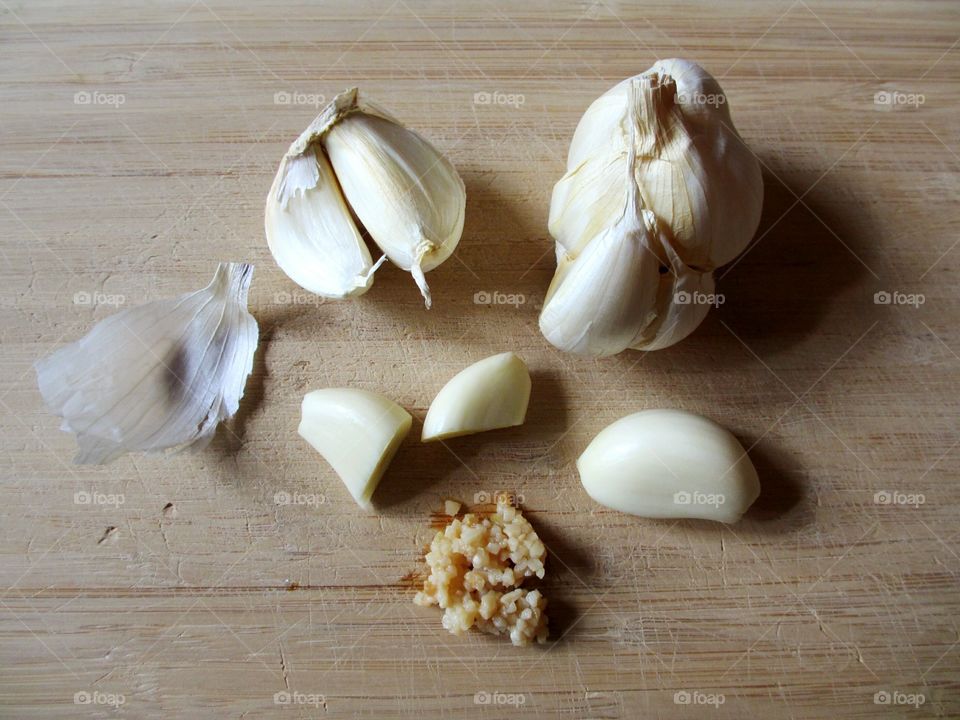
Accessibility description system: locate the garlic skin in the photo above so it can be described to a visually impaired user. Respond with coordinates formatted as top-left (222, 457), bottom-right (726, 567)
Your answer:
top-left (35, 263), bottom-right (258, 464)
top-left (541, 59), bottom-right (763, 355)
top-left (421, 352), bottom-right (531, 442)
top-left (325, 112), bottom-right (465, 309)
top-left (577, 409), bottom-right (760, 523)
top-left (266, 88), bottom-right (465, 308)
top-left (298, 388), bottom-right (412, 509)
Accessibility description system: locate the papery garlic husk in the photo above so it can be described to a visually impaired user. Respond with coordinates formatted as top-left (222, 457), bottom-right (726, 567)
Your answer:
top-left (298, 388), bottom-right (412, 508)
top-left (266, 88), bottom-right (465, 307)
top-left (35, 263), bottom-right (259, 464)
top-left (421, 352), bottom-right (531, 442)
top-left (542, 59), bottom-right (763, 356)
top-left (578, 409), bottom-right (760, 523)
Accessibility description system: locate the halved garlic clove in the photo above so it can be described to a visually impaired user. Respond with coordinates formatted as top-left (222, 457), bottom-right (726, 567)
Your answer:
top-left (421, 352), bottom-right (531, 442)
top-left (298, 388), bottom-right (412, 509)
top-left (266, 147), bottom-right (381, 299)
top-left (577, 409), bottom-right (760, 523)
top-left (324, 112), bottom-right (465, 308)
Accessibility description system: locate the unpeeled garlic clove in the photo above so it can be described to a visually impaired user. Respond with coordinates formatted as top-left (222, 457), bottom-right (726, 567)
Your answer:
top-left (324, 111), bottom-right (465, 308)
top-left (298, 388), bottom-right (412, 508)
top-left (421, 352), bottom-right (531, 441)
top-left (577, 409), bottom-right (760, 523)
top-left (266, 88), bottom-right (465, 307)
top-left (266, 147), bottom-right (381, 299)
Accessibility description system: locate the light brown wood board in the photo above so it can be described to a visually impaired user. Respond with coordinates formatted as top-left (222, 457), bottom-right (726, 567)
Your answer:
top-left (1, 1), bottom-right (958, 717)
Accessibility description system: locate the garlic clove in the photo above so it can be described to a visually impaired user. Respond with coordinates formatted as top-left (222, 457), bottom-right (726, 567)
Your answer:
top-left (421, 352), bottom-right (531, 442)
top-left (265, 147), bottom-right (381, 299)
top-left (35, 263), bottom-right (258, 464)
top-left (298, 388), bottom-right (412, 509)
top-left (324, 111), bottom-right (465, 308)
top-left (539, 212), bottom-right (661, 357)
top-left (577, 409), bottom-right (760, 523)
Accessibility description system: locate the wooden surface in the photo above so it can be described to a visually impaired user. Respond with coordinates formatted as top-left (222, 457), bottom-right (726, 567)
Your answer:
top-left (2, 1), bottom-right (959, 717)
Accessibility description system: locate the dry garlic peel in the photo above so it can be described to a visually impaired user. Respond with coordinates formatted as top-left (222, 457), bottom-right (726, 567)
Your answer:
top-left (578, 409), bottom-right (760, 523)
top-left (298, 388), bottom-right (412, 508)
top-left (542, 59), bottom-right (763, 356)
top-left (414, 496), bottom-right (549, 646)
top-left (35, 263), bottom-right (258, 464)
top-left (421, 352), bottom-right (531, 442)
top-left (266, 88), bottom-right (465, 307)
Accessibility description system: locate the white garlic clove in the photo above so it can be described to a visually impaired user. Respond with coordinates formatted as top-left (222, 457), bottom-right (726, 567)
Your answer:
top-left (578, 409), bottom-right (760, 523)
top-left (539, 211), bottom-right (661, 357)
top-left (298, 388), bottom-right (412, 509)
top-left (266, 147), bottom-right (381, 299)
top-left (421, 352), bottom-right (531, 442)
top-left (324, 111), bottom-right (465, 308)
top-left (630, 241), bottom-right (716, 352)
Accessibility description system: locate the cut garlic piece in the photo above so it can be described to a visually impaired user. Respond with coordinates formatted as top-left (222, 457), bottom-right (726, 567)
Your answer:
top-left (298, 388), bottom-right (412, 508)
top-left (421, 352), bottom-right (531, 442)
top-left (577, 409), bottom-right (760, 523)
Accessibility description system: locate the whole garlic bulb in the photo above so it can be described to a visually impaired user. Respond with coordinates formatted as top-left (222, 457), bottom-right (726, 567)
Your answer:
top-left (541, 59), bottom-right (763, 356)
top-left (266, 89), bottom-right (465, 307)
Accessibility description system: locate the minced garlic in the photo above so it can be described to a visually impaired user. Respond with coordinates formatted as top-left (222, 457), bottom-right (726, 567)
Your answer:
top-left (414, 495), bottom-right (548, 646)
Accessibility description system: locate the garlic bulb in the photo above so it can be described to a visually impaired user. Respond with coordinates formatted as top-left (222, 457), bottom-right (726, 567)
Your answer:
top-left (35, 263), bottom-right (259, 464)
top-left (266, 88), bottom-right (465, 307)
top-left (541, 59), bottom-right (763, 356)
top-left (298, 388), bottom-right (412, 508)
top-left (421, 352), bottom-right (531, 442)
top-left (578, 409), bottom-right (760, 523)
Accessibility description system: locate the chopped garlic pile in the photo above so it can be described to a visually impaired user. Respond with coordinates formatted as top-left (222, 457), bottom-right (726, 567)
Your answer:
top-left (414, 496), bottom-right (548, 646)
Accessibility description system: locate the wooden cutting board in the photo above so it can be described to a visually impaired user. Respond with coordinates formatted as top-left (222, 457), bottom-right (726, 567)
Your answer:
top-left (2, 1), bottom-right (958, 717)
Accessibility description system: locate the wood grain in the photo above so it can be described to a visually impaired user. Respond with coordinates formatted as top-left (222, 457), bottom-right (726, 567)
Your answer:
top-left (1, 0), bottom-right (959, 717)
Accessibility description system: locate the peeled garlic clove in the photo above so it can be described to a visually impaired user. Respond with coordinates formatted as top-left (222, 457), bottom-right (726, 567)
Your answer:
top-left (324, 111), bottom-right (465, 308)
top-left (35, 263), bottom-right (258, 464)
top-left (421, 352), bottom-right (531, 442)
top-left (578, 409), bottom-right (760, 523)
top-left (266, 147), bottom-right (380, 299)
top-left (298, 388), bottom-right (412, 508)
